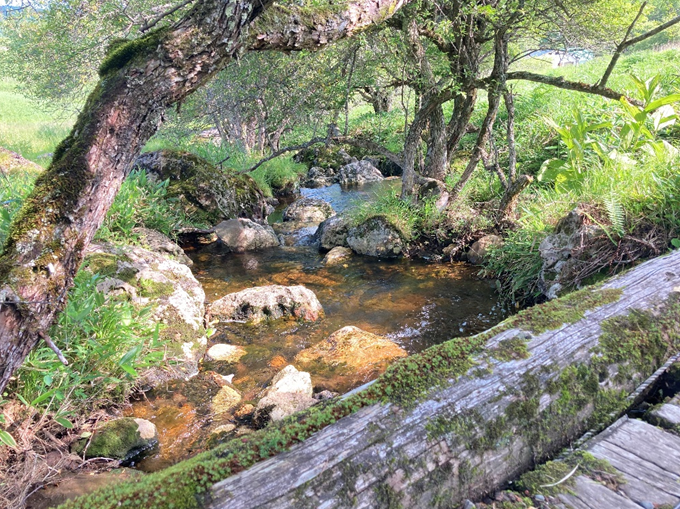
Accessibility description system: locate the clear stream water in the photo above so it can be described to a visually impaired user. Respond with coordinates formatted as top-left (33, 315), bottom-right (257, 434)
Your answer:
top-left (126, 181), bottom-right (507, 472)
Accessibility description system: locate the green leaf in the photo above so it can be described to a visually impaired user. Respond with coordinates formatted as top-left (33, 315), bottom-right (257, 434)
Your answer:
top-left (0, 430), bottom-right (16, 448)
top-left (537, 158), bottom-right (567, 183)
top-left (80, 431), bottom-right (93, 438)
top-left (671, 238), bottom-right (680, 249)
top-left (55, 417), bottom-right (74, 429)
top-left (644, 94), bottom-right (680, 113)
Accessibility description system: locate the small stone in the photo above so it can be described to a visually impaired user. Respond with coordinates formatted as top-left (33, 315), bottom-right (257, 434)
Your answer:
top-left (534, 494), bottom-right (545, 502)
top-left (234, 404), bottom-right (255, 420)
top-left (72, 417), bottom-right (157, 460)
top-left (313, 390), bottom-right (337, 401)
top-left (323, 246), bottom-right (353, 266)
top-left (463, 500), bottom-right (476, 509)
top-left (269, 355), bottom-right (288, 370)
top-left (211, 424), bottom-right (236, 435)
top-left (637, 502), bottom-right (654, 509)
top-left (206, 343), bottom-right (247, 363)
top-left (211, 385), bottom-right (242, 415)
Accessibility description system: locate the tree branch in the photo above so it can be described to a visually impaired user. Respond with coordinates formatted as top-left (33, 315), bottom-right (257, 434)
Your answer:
top-left (140, 0), bottom-right (197, 33)
top-left (502, 72), bottom-right (642, 106)
top-left (598, 2), bottom-right (647, 88)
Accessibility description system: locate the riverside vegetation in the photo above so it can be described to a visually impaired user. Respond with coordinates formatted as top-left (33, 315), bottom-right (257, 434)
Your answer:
top-left (1, 1), bottom-right (680, 507)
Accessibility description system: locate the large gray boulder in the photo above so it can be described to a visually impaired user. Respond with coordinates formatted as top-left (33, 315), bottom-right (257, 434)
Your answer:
top-left (346, 216), bottom-right (404, 258)
top-left (214, 218), bottom-right (280, 253)
top-left (255, 365), bottom-right (316, 423)
top-left (208, 285), bottom-right (324, 324)
top-left (283, 197), bottom-right (335, 223)
top-left (134, 150), bottom-right (269, 224)
top-left (315, 215), bottom-right (351, 251)
top-left (338, 160), bottom-right (384, 185)
top-left (84, 243), bottom-right (207, 380)
top-left (303, 166), bottom-right (336, 188)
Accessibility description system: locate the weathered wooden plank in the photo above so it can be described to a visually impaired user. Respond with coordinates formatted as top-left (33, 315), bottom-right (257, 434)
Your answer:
top-left (207, 251), bottom-right (680, 509)
top-left (649, 403), bottom-right (680, 427)
top-left (559, 477), bottom-right (643, 509)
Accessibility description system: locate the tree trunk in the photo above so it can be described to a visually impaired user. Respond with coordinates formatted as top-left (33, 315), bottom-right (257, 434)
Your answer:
top-left (205, 250), bottom-right (680, 509)
top-left (423, 103), bottom-right (448, 181)
top-left (0, 0), bottom-right (410, 394)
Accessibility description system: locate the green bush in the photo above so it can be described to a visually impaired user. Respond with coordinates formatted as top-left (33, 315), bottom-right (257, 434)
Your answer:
top-left (96, 170), bottom-right (190, 243)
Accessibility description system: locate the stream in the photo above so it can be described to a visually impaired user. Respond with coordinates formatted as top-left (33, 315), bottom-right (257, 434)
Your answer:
top-left (126, 181), bottom-right (507, 472)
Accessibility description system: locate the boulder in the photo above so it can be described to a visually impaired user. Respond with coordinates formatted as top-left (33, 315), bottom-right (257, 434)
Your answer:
top-left (83, 243), bottom-right (207, 380)
top-left (337, 160), bottom-right (383, 186)
top-left (315, 215), bottom-right (351, 251)
top-left (346, 216), bottom-right (404, 258)
top-left (323, 246), bottom-right (353, 266)
top-left (132, 227), bottom-right (193, 266)
top-left (0, 147), bottom-right (43, 177)
top-left (214, 218), bottom-right (280, 253)
top-left (134, 150), bottom-right (268, 224)
top-left (295, 326), bottom-right (407, 390)
top-left (303, 166), bottom-right (336, 188)
top-left (538, 209), bottom-right (605, 299)
top-left (212, 385), bottom-right (242, 415)
top-left (467, 234), bottom-right (503, 265)
top-left (205, 344), bottom-right (247, 363)
top-left (73, 417), bottom-right (157, 460)
top-left (283, 198), bottom-right (335, 223)
top-left (255, 366), bottom-right (316, 423)
top-left (208, 285), bottom-right (324, 324)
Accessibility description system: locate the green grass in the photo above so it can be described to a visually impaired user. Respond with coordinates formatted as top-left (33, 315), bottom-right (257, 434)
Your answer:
top-left (0, 78), bottom-right (73, 164)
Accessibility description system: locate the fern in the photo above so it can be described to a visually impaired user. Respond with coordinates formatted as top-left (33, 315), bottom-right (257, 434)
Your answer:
top-left (604, 195), bottom-right (625, 237)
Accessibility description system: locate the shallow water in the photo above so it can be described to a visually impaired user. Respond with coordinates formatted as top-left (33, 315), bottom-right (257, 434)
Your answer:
top-left (128, 182), bottom-right (507, 472)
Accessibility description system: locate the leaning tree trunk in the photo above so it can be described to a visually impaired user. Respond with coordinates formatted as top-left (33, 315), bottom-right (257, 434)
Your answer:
top-left (0, 0), bottom-right (410, 393)
top-left (202, 249), bottom-right (680, 508)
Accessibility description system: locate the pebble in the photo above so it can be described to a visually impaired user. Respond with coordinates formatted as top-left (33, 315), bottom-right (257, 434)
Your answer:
top-left (535, 494), bottom-right (546, 502)
top-left (638, 502), bottom-right (654, 509)
top-left (463, 501), bottom-right (476, 509)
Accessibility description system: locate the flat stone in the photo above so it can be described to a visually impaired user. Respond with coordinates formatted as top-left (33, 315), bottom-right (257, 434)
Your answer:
top-left (323, 246), bottom-right (353, 266)
top-left (214, 219), bottom-right (280, 253)
top-left (212, 386), bottom-right (242, 415)
top-left (206, 344), bottom-right (247, 363)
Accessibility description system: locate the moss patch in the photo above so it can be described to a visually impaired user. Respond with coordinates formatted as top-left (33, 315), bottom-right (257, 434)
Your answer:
top-left (489, 335), bottom-right (531, 362)
top-left (518, 451), bottom-right (623, 496)
top-left (138, 279), bottom-right (176, 299)
top-left (98, 27), bottom-right (168, 76)
top-left (72, 417), bottom-right (156, 460)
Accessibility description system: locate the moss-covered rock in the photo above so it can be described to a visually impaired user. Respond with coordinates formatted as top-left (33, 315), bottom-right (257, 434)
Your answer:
top-left (83, 243), bottom-right (207, 382)
top-left (72, 417), bottom-right (158, 460)
top-left (0, 147), bottom-right (44, 177)
top-left (134, 150), bottom-right (269, 225)
top-left (347, 215), bottom-right (404, 258)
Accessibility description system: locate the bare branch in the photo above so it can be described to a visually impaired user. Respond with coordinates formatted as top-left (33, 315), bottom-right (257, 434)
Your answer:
top-left (140, 0), bottom-right (197, 32)
top-left (503, 72), bottom-right (642, 106)
top-left (598, 2), bottom-right (647, 88)
top-left (39, 331), bottom-right (68, 366)
top-left (243, 137), bottom-right (329, 173)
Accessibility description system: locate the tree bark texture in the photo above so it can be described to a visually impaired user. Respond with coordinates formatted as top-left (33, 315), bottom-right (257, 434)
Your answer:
top-left (206, 249), bottom-right (680, 509)
top-left (0, 0), bottom-right (410, 393)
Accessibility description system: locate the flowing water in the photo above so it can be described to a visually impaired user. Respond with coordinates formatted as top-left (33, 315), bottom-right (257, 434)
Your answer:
top-left (126, 181), bottom-right (507, 472)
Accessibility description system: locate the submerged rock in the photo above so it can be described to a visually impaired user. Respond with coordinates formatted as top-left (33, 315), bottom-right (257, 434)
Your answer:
top-left (346, 216), bottom-right (404, 258)
top-left (283, 197), bottom-right (335, 223)
top-left (214, 218), bottom-right (280, 253)
top-left (323, 246), bottom-right (353, 266)
top-left (73, 417), bottom-right (157, 460)
top-left (211, 385), bottom-right (242, 415)
top-left (295, 326), bottom-right (407, 388)
top-left (134, 150), bottom-right (268, 224)
top-left (337, 160), bottom-right (384, 185)
top-left (467, 235), bottom-right (503, 265)
top-left (315, 215), bottom-right (351, 251)
top-left (205, 343), bottom-right (247, 363)
top-left (255, 365), bottom-right (316, 423)
top-left (208, 285), bottom-right (324, 324)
